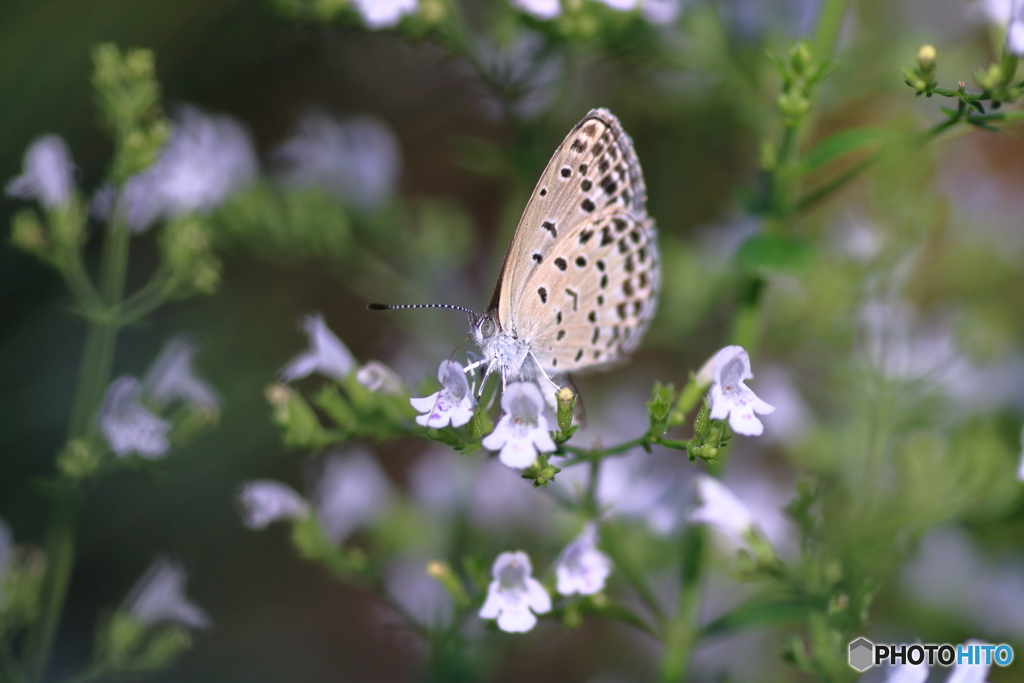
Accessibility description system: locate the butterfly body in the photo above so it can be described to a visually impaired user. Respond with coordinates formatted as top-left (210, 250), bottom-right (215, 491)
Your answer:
top-left (472, 108), bottom-right (660, 391)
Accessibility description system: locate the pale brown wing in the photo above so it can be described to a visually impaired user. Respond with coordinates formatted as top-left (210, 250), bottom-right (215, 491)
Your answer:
top-left (488, 108), bottom-right (650, 336)
top-left (513, 210), bottom-right (660, 373)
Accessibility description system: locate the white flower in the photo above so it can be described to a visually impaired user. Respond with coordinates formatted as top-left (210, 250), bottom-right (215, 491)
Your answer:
top-left (237, 481), bottom-right (309, 529)
top-left (99, 376), bottom-right (172, 459)
top-left (555, 523), bottom-right (612, 596)
top-left (5, 135), bottom-right (75, 209)
top-left (689, 475), bottom-right (756, 545)
top-left (315, 449), bottom-right (395, 543)
top-left (511, 0), bottom-right (562, 20)
top-left (946, 640), bottom-right (992, 683)
top-left (356, 361), bottom-right (404, 394)
top-left (272, 112), bottom-right (401, 211)
top-left (1018, 424), bottom-right (1024, 481)
top-left (384, 557), bottom-right (454, 629)
top-left (124, 558), bottom-right (210, 628)
top-left (479, 551), bottom-right (551, 633)
top-left (281, 314), bottom-right (356, 382)
top-left (121, 106), bottom-right (257, 233)
top-left (143, 338), bottom-right (219, 410)
top-left (1009, 2), bottom-right (1024, 56)
top-left (641, 0), bottom-right (682, 25)
top-left (410, 360), bottom-right (476, 429)
top-left (481, 381), bottom-right (556, 469)
top-left (882, 660), bottom-right (928, 683)
top-left (352, 0), bottom-right (418, 28)
top-left (707, 345), bottom-right (775, 436)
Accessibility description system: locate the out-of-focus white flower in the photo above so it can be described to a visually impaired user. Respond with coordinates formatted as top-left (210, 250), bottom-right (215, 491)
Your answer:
top-left (384, 557), bottom-right (454, 629)
top-left (272, 112), bottom-right (401, 211)
top-left (595, 449), bottom-right (690, 536)
top-left (881, 659), bottom-right (928, 683)
top-left (512, 0), bottom-right (562, 19)
top-left (482, 382), bottom-right (556, 469)
top-left (902, 527), bottom-right (1024, 639)
top-left (351, 0), bottom-right (417, 28)
top-left (706, 346), bottom-right (775, 436)
top-left (592, 0), bottom-right (636, 10)
top-left (410, 360), bottom-right (476, 429)
top-left (121, 106), bottom-right (257, 233)
top-left (1009, 1), bottom-right (1024, 55)
top-left (1017, 424), bottom-right (1024, 481)
top-left (754, 365), bottom-right (811, 446)
top-left (641, 0), bottom-right (682, 24)
top-left (689, 475), bottom-right (756, 546)
top-left (976, 0), bottom-right (1013, 25)
top-left (99, 376), bottom-right (172, 459)
top-left (124, 558), bottom-right (210, 629)
top-left (555, 523), bottom-right (612, 596)
top-left (356, 361), bottom-right (404, 395)
top-left (315, 449), bottom-right (395, 543)
top-left (5, 135), bottom-right (75, 209)
top-left (281, 314), bottom-right (356, 382)
top-left (479, 551), bottom-right (551, 633)
top-left (947, 640), bottom-right (993, 683)
top-left (237, 481), bottom-right (309, 529)
top-left (143, 338), bottom-right (219, 410)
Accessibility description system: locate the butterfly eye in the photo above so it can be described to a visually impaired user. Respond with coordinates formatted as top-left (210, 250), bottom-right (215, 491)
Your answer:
top-left (480, 318), bottom-right (496, 339)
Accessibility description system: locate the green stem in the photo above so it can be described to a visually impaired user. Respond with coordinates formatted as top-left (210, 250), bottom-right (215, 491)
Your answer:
top-left (601, 525), bottom-right (666, 627)
top-left (811, 0), bottom-right (850, 62)
top-left (658, 527), bottom-right (705, 682)
top-left (23, 212), bottom-right (132, 681)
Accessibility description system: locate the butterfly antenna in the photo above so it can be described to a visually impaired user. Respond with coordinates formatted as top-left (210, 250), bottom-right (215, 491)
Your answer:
top-left (368, 303), bottom-right (478, 316)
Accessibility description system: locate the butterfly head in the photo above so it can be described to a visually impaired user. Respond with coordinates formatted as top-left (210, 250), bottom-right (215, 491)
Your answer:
top-left (470, 312), bottom-right (500, 347)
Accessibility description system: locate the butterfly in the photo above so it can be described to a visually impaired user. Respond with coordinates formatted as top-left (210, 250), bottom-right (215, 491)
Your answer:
top-left (372, 109), bottom-right (659, 393)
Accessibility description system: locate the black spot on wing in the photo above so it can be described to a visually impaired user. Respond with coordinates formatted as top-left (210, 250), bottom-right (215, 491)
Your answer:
top-left (543, 221), bottom-right (557, 237)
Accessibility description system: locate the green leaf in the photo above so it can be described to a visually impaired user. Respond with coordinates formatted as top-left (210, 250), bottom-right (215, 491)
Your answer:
top-left (698, 595), bottom-right (815, 639)
top-left (734, 234), bottom-right (814, 276)
top-left (800, 128), bottom-right (895, 173)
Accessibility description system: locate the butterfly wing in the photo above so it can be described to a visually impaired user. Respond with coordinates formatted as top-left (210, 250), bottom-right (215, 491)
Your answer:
top-left (515, 210), bottom-right (660, 372)
top-left (489, 108), bottom-right (659, 373)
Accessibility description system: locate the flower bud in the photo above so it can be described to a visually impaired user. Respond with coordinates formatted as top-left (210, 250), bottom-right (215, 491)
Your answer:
top-left (57, 438), bottom-right (102, 480)
top-left (917, 44), bottom-right (936, 68)
top-left (556, 386), bottom-right (576, 434)
top-left (426, 560), bottom-right (470, 608)
top-left (10, 210), bottom-right (50, 259)
top-left (789, 40), bottom-right (813, 77)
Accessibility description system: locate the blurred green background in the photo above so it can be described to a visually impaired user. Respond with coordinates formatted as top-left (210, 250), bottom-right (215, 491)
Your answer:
top-left (2, 0), bottom-right (1024, 681)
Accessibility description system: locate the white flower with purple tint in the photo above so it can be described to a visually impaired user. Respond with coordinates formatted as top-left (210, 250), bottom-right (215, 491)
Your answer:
top-left (689, 475), bottom-right (756, 546)
top-left (881, 659), bottom-right (928, 683)
top-left (481, 382), bottom-right (556, 469)
top-left (6, 135), bottom-right (75, 209)
top-left (352, 0), bottom-right (418, 29)
top-left (281, 314), bottom-right (356, 382)
top-left (511, 0), bottom-right (561, 20)
top-left (707, 345), bottom-right (775, 436)
top-left (410, 360), bottom-right (476, 429)
top-left (555, 523), bottom-right (612, 596)
top-left (124, 558), bottom-right (210, 629)
top-left (1010, 1), bottom-right (1024, 56)
top-left (121, 106), bottom-right (257, 233)
top-left (315, 449), bottom-right (395, 543)
top-left (272, 112), bottom-right (401, 211)
top-left (99, 377), bottom-right (172, 459)
top-left (237, 481), bottom-right (310, 529)
top-left (479, 551), bottom-right (551, 633)
top-left (1015, 421), bottom-right (1024, 481)
top-left (143, 338), bottom-right (219, 410)
top-left (356, 361), bottom-right (404, 395)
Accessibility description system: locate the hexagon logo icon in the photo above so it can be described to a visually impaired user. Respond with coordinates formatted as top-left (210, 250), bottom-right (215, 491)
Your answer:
top-left (849, 637), bottom-right (874, 672)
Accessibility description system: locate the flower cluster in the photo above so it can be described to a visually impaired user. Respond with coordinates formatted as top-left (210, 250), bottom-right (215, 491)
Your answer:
top-left (479, 522), bottom-right (612, 633)
top-left (99, 339), bottom-right (218, 459)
